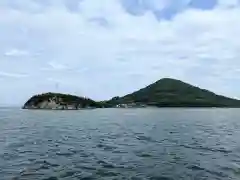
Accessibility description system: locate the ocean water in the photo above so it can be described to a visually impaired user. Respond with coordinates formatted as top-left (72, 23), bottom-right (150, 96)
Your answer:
top-left (1, 108), bottom-right (240, 180)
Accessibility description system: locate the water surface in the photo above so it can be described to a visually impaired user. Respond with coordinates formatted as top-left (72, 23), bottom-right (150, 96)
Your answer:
top-left (1, 108), bottom-right (240, 180)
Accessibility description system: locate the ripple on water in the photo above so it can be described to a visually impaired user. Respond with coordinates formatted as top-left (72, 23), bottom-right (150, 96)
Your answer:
top-left (134, 150), bottom-right (153, 158)
top-left (59, 170), bottom-right (77, 178)
top-left (187, 164), bottom-right (229, 178)
top-left (36, 160), bottom-right (60, 168)
top-left (149, 176), bottom-right (174, 180)
top-left (97, 160), bottom-right (117, 169)
top-left (2, 109), bottom-right (240, 180)
top-left (135, 135), bottom-right (157, 143)
top-left (180, 144), bottom-right (232, 154)
top-left (42, 177), bottom-right (58, 180)
top-left (55, 151), bottom-right (75, 157)
top-left (96, 143), bottom-right (117, 151)
top-left (96, 169), bottom-right (120, 177)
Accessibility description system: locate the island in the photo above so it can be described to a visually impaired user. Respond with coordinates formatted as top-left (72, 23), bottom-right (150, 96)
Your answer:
top-left (22, 92), bottom-right (103, 110)
top-left (22, 78), bottom-right (240, 110)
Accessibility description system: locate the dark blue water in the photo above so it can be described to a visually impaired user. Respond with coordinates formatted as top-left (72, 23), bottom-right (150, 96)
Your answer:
top-left (1, 108), bottom-right (240, 180)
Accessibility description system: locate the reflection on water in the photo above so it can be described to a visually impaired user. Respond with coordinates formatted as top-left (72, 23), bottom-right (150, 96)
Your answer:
top-left (1, 108), bottom-right (240, 180)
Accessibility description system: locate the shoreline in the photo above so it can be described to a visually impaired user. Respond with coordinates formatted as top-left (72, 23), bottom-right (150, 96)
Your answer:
top-left (22, 106), bottom-right (240, 111)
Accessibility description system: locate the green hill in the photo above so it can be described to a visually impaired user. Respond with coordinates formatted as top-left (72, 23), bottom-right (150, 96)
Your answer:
top-left (23, 78), bottom-right (240, 109)
top-left (23, 92), bottom-right (102, 110)
top-left (106, 78), bottom-right (240, 107)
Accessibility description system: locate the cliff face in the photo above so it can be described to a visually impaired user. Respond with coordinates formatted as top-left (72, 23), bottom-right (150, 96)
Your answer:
top-left (23, 92), bottom-right (101, 110)
top-left (24, 97), bottom-right (73, 110)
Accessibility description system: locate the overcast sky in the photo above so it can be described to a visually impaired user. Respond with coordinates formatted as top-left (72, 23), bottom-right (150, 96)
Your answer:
top-left (1, 0), bottom-right (240, 105)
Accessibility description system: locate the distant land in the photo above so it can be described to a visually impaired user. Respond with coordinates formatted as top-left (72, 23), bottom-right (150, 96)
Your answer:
top-left (23, 93), bottom-right (103, 110)
top-left (22, 78), bottom-right (240, 110)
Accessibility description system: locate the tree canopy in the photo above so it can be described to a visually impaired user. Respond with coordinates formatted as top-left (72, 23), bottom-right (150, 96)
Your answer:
top-left (106, 78), bottom-right (240, 107)
top-left (23, 78), bottom-right (240, 109)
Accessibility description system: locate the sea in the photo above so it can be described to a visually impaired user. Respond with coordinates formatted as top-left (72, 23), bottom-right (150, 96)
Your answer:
top-left (1, 108), bottom-right (240, 180)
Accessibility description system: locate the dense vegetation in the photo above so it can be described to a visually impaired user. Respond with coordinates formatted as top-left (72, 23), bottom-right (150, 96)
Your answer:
top-left (23, 78), bottom-right (240, 109)
top-left (106, 78), bottom-right (240, 107)
top-left (23, 92), bottom-right (103, 109)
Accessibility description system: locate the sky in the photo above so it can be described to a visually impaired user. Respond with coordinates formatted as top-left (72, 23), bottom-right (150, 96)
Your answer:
top-left (1, 0), bottom-right (240, 105)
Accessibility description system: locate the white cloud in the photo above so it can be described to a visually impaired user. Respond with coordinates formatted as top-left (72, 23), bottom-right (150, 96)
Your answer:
top-left (218, 0), bottom-right (239, 8)
top-left (4, 49), bottom-right (30, 57)
top-left (46, 61), bottom-right (68, 71)
top-left (0, 71), bottom-right (28, 78)
top-left (0, 0), bottom-right (240, 105)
